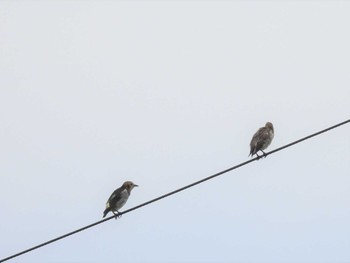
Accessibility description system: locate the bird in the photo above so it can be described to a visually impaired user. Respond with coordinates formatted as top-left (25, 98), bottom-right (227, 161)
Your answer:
top-left (103, 181), bottom-right (138, 219)
top-left (249, 122), bottom-right (274, 159)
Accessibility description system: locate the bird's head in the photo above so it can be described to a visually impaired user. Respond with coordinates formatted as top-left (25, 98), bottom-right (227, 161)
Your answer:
top-left (122, 181), bottom-right (139, 191)
top-left (265, 122), bottom-right (274, 131)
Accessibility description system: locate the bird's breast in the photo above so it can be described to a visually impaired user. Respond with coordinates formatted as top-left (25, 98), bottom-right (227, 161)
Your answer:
top-left (115, 189), bottom-right (129, 210)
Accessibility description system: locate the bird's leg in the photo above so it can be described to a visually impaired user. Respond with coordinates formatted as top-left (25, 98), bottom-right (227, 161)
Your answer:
top-left (112, 211), bottom-right (122, 220)
top-left (111, 210), bottom-right (117, 219)
top-left (261, 150), bottom-right (267, 158)
top-left (255, 152), bottom-right (261, 160)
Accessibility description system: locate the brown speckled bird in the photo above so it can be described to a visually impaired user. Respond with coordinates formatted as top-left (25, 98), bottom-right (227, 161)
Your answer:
top-left (249, 122), bottom-right (274, 158)
top-left (103, 181), bottom-right (138, 218)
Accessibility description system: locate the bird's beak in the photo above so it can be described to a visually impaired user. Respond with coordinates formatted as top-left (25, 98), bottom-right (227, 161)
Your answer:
top-left (134, 184), bottom-right (139, 187)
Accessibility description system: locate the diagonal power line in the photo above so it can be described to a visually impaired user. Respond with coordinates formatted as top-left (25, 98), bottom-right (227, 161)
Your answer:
top-left (1, 119), bottom-right (349, 262)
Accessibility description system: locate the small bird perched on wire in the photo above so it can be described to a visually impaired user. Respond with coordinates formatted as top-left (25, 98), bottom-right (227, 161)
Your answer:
top-left (103, 181), bottom-right (138, 219)
top-left (249, 122), bottom-right (274, 159)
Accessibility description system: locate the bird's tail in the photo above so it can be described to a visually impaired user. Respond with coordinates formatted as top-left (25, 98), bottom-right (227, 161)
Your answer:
top-left (249, 147), bottom-right (256, 157)
top-left (103, 208), bottom-right (110, 218)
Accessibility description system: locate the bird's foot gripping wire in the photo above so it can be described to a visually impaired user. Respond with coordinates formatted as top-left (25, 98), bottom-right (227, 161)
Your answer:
top-left (255, 151), bottom-right (267, 160)
top-left (255, 152), bottom-right (262, 160)
top-left (112, 211), bottom-right (122, 220)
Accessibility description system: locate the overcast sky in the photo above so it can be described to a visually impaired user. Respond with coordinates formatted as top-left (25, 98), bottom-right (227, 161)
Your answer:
top-left (1, 1), bottom-right (349, 263)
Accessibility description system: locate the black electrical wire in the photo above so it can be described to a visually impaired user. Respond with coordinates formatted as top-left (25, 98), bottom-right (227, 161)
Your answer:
top-left (1, 119), bottom-right (349, 263)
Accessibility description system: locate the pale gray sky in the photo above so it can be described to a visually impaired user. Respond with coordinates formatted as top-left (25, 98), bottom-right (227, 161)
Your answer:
top-left (1, 1), bottom-right (349, 263)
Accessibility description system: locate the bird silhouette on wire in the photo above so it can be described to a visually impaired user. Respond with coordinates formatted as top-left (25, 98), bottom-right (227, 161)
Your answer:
top-left (249, 122), bottom-right (274, 159)
top-left (103, 181), bottom-right (138, 219)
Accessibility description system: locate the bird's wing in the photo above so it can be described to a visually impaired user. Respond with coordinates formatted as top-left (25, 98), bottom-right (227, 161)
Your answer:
top-left (252, 127), bottom-right (269, 149)
top-left (106, 187), bottom-right (123, 206)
